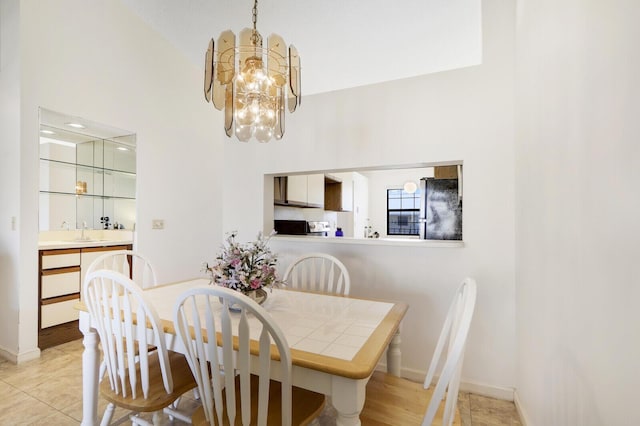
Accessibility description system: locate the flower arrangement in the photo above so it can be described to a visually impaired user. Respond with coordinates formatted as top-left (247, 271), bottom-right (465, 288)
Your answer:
top-left (202, 231), bottom-right (280, 293)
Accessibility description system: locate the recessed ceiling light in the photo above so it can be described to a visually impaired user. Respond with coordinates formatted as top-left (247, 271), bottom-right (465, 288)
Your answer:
top-left (116, 147), bottom-right (129, 151)
top-left (66, 122), bottom-right (85, 129)
top-left (40, 129), bottom-right (55, 135)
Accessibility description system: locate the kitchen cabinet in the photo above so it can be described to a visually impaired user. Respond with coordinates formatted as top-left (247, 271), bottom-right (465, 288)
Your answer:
top-left (38, 243), bottom-right (132, 349)
top-left (286, 175), bottom-right (308, 205)
top-left (273, 174), bottom-right (324, 208)
top-left (434, 165), bottom-right (458, 179)
top-left (324, 172), bottom-right (353, 212)
top-left (307, 174), bottom-right (325, 207)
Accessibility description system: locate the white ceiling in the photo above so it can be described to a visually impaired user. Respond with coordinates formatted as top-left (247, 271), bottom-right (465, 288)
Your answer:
top-left (119, 0), bottom-right (483, 96)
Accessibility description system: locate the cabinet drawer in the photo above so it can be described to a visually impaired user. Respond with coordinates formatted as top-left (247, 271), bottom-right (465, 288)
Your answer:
top-left (41, 269), bottom-right (80, 299)
top-left (41, 298), bottom-right (80, 328)
top-left (42, 250), bottom-right (81, 269)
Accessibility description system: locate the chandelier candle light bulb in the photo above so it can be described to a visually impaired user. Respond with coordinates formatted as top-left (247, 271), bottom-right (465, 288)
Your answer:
top-left (203, 0), bottom-right (301, 143)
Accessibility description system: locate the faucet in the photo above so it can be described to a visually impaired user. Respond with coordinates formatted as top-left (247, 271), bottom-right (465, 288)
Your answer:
top-left (79, 221), bottom-right (88, 241)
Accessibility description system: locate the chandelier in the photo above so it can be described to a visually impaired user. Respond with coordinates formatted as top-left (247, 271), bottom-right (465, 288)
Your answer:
top-left (203, 0), bottom-right (301, 143)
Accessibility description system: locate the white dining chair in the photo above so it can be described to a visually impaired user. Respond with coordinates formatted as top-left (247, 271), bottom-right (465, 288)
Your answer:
top-left (173, 285), bottom-right (326, 426)
top-left (86, 250), bottom-right (158, 289)
top-left (87, 250), bottom-right (162, 395)
top-left (282, 252), bottom-right (351, 295)
top-left (360, 277), bottom-right (477, 426)
top-left (84, 269), bottom-right (197, 425)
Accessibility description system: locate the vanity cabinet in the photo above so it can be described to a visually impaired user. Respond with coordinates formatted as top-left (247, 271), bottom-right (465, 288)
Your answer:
top-left (79, 245), bottom-right (130, 287)
top-left (40, 249), bottom-right (81, 330)
top-left (38, 243), bottom-right (132, 349)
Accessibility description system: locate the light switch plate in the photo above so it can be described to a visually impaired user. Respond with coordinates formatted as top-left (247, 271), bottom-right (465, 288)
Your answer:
top-left (152, 219), bottom-right (164, 230)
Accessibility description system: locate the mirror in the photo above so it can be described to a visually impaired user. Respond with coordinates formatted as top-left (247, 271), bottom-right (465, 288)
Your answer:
top-left (39, 108), bottom-right (137, 231)
top-left (267, 163), bottom-right (463, 241)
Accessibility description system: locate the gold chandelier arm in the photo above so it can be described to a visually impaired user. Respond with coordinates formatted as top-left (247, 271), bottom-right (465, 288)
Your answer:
top-left (224, 84), bottom-right (234, 137)
top-left (204, 38), bottom-right (214, 102)
top-left (288, 45), bottom-right (301, 112)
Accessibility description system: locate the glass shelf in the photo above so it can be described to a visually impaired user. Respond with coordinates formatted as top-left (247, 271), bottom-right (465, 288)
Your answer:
top-left (39, 110), bottom-right (137, 231)
top-left (39, 190), bottom-right (136, 200)
top-left (39, 158), bottom-right (136, 177)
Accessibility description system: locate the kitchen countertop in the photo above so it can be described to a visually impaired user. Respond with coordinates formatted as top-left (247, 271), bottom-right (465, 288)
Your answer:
top-left (39, 230), bottom-right (134, 250)
top-left (38, 239), bottom-right (134, 250)
top-left (271, 234), bottom-right (464, 248)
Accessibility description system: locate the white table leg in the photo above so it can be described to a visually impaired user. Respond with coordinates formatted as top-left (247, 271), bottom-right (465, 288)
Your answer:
top-left (331, 376), bottom-right (366, 426)
top-left (81, 328), bottom-right (100, 426)
top-left (387, 329), bottom-right (402, 376)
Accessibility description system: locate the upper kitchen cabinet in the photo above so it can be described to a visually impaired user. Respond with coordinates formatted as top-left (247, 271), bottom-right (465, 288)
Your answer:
top-left (324, 172), bottom-right (354, 212)
top-left (273, 174), bottom-right (324, 208)
top-left (286, 175), bottom-right (308, 205)
top-left (307, 174), bottom-right (325, 207)
top-left (39, 108), bottom-right (136, 231)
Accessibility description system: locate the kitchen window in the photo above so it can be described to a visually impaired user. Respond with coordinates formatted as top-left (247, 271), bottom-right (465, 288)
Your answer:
top-left (387, 188), bottom-right (421, 236)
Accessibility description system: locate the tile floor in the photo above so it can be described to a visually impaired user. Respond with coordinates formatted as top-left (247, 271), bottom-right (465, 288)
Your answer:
top-left (0, 339), bottom-right (521, 425)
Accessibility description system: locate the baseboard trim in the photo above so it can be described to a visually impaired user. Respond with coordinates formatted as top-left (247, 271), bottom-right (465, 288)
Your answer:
top-left (377, 364), bottom-right (515, 401)
top-left (0, 345), bottom-right (41, 364)
top-left (514, 390), bottom-right (531, 426)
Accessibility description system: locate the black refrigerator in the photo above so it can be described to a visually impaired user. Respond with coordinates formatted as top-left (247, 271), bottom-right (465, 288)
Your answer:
top-left (419, 178), bottom-right (463, 240)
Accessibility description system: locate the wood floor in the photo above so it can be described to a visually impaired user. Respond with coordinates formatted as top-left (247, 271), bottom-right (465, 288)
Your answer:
top-left (0, 339), bottom-right (521, 425)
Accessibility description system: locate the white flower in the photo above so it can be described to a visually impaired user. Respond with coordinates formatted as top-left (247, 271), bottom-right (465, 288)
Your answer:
top-left (207, 230), bottom-right (280, 293)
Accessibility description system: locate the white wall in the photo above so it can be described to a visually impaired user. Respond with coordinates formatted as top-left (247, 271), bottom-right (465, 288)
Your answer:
top-left (0, 0), bottom-right (23, 361)
top-left (515, 0), bottom-right (640, 424)
top-left (0, 0), bottom-right (224, 360)
top-left (221, 0), bottom-right (517, 396)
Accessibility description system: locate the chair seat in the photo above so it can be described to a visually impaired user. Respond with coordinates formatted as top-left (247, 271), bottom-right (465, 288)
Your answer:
top-left (100, 350), bottom-right (197, 413)
top-left (360, 371), bottom-right (461, 426)
top-left (191, 374), bottom-right (326, 426)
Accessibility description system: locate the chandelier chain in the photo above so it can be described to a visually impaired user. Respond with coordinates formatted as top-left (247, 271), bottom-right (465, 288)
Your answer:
top-left (252, 0), bottom-right (258, 30)
top-left (251, 0), bottom-right (262, 46)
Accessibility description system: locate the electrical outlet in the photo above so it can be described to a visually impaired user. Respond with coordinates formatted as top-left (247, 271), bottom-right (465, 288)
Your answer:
top-left (11, 216), bottom-right (16, 231)
top-left (152, 219), bottom-right (164, 230)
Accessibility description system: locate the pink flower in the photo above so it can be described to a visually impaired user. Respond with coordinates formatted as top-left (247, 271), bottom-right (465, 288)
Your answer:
top-left (250, 279), bottom-right (262, 289)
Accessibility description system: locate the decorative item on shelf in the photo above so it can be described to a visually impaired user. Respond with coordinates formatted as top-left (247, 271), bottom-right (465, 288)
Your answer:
top-left (203, 0), bottom-right (301, 143)
top-left (75, 181), bottom-right (87, 194)
top-left (335, 227), bottom-right (344, 237)
top-left (202, 230), bottom-right (281, 309)
top-left (100, 216), bottom-right (111, 230)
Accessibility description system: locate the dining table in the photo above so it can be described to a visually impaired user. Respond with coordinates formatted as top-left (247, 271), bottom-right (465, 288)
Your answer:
top-left (78, 278), bottom-right (408, 426)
